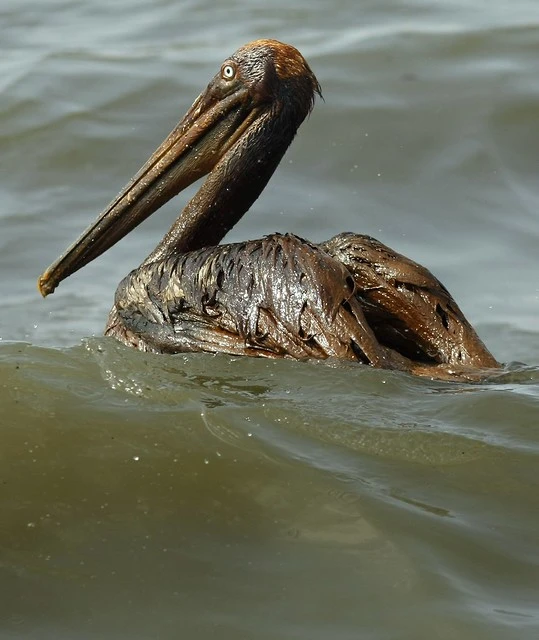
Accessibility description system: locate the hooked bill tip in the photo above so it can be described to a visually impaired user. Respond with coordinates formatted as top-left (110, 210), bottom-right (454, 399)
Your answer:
top-left (38, 272), bottom-right (55, 297)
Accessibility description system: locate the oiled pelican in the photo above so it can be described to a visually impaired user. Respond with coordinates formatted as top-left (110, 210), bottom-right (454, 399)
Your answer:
top-left (38, 39), bottom-right (499, 379)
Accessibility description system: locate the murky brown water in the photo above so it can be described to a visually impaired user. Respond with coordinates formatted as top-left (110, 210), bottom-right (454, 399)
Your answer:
top-left (1, 0), bottom-right (538, 638)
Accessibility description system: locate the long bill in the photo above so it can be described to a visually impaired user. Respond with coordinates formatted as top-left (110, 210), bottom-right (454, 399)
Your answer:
top-left (38, 83), bottom-right (254, 297)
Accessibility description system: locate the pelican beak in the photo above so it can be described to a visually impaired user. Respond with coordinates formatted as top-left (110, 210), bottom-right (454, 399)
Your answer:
top-left (38, 78), bottom-right (255, 297)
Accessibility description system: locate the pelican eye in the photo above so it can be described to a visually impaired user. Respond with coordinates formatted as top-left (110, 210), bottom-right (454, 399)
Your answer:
top-left (221, 63), bottom-right (237, 80)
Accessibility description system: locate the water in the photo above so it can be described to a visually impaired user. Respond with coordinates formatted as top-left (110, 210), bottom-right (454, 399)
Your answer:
top-left (1, 0), bottom-right (538, 638)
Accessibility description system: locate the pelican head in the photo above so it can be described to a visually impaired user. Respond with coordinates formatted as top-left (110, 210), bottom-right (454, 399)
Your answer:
top-left (38, 40), bottom-right (321, 297)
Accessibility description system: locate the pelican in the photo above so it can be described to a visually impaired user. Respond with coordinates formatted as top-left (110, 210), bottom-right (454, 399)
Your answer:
top-left (38, 40), bottom-right (499, 379)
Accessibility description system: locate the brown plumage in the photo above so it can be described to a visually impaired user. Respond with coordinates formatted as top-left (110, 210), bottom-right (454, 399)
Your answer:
top-left (39, 40), bottom-right (499, 380)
